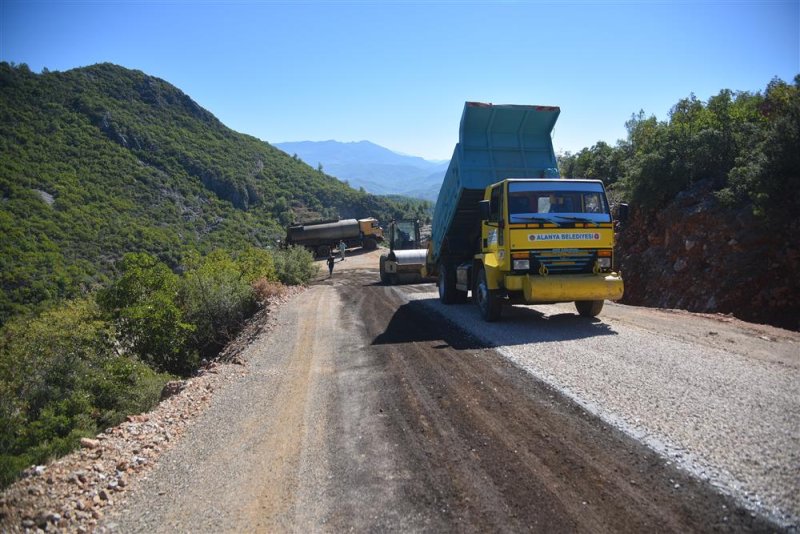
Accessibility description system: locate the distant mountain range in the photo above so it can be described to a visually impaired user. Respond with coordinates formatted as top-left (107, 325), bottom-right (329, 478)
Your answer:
top-left (274, 140), bottom-right (448, 201)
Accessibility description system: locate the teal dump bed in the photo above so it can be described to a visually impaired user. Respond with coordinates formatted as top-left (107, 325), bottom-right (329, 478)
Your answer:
top-left (430, 102), bottom-right (561, 264)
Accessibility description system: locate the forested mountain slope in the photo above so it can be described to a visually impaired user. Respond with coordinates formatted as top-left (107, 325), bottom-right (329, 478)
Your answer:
top-left (0, 62), bottom-right (402, 324)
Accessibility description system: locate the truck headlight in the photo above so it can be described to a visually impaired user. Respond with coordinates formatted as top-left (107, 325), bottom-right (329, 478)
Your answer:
top-left (513, 259), bottom-right (530, 271)
top-left (598, 257), bottom-right (611, 269)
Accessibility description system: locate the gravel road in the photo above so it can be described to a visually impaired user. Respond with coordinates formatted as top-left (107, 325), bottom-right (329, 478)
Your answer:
top-left (97, 249), bottom-right (796, 532)
top-left (404, 276), bottom-right (800, 527)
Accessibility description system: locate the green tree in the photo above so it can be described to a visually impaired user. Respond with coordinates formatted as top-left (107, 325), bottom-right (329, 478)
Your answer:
top-left (727, 76), bottom-right (800, 222)
top-left (620, 87), bottom-right (769, 210)
top-left (560, 142), bottom-right (623, 185)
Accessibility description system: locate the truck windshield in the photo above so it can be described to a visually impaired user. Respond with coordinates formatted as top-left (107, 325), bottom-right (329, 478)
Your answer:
top-left (507, 181), bottom-right (611, 223)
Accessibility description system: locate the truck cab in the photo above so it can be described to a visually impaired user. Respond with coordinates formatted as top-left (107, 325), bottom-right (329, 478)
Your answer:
top-left (456, 178), bottom-right (624, 321)
top-left (358, 218), bottom-right (384, 244)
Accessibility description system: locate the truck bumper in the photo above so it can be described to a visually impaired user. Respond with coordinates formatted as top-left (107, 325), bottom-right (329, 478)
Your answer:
top-left (504, 272), bottom-right (624, 303)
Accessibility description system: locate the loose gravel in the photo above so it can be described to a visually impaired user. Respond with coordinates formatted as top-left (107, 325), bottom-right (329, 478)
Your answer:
top-left (404, 288), bottom-right (800, 529)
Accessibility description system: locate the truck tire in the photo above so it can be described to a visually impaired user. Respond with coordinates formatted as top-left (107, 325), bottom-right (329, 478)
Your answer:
top-left (575, 300), bottom-right (604, 317)
top-left (379, 255), bottom-right (390, 285)
top-left (363, 237), bottom-right (378, 250)
top-left (475, 266), bottom-right (502, 322)
top-left (438, 263), bottom-right (456, 304)
top-left (316, 245), bottom-right (331, 258)
top-left (438, 263), bottom-right (467, 304)
top-left (454, 282), bottom-right (468, 303)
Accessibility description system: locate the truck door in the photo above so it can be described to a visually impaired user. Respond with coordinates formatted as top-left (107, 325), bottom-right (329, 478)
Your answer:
top-left (484, 184), bottom-right (504, 251)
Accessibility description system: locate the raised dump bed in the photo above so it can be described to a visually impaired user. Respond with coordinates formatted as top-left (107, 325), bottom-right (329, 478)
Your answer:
top-left (430, 102), bottom-right (561, 266)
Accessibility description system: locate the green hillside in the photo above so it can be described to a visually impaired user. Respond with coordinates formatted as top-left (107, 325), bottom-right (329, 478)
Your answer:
top-left (0, 62), bottom-right (405, 324)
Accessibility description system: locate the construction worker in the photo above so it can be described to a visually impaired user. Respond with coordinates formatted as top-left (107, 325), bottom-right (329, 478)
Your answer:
top-left (327, 253), bottom-right (335, 277)
top-left (338, 240), bottom-right (347, 261)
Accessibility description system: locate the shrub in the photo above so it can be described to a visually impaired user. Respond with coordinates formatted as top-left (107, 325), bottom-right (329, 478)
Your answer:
top-left (235, 246), bottom-right (278, 284)
top-left (0, 299), bottom-right (112, 434)
top-left (272, 245), bottom-right (318, 285)
top-left (0, 298), bottom-right (170, 487)
top-left (98, 253), bottom-right (195, 375)
top-left (251, 278), bottom-right (288, 304)
top-left (180, 250), bottom-right (257, 359)
top-left (86, 356), bottom-right (168, 429)
top-left (0, 245), bottom-right (305, 487)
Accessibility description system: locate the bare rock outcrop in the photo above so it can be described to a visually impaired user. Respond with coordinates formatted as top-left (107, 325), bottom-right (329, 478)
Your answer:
top-left (617, 180), bottom-right (799, 331)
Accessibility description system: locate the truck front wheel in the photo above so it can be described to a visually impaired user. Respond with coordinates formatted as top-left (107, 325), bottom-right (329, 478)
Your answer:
top-left (475, 267), bottom-right (502, 322)
top-left (575, 300), bottom-right (604, 317)
top-left (363, 237), bottom-right (378, 250)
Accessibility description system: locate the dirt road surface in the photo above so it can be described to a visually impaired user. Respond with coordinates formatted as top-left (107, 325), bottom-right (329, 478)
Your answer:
top-left (106, 249), bottom-right (796, 532)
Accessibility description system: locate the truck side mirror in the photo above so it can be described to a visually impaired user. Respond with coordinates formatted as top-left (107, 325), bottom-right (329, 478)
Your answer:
top-left (616, 203), bottom-right (629, 223)
top-left (478, 200), bottom-right (490, 221)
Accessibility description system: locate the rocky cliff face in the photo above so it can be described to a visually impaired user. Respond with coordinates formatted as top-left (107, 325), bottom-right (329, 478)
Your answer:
top-left (616, 181), bottom-right (799, 331)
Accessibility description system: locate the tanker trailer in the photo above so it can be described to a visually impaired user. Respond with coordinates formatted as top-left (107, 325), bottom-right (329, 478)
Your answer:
top-left (286, 218), bottom-right (383, 257)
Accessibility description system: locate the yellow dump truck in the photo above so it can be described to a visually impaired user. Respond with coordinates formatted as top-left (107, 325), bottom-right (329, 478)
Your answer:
top-left (428, 102), bottom-right (627, 321)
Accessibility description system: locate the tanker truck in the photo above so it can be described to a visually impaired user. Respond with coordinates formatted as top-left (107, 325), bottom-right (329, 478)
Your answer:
top-left (428, 102), bottom-right (627, 321)
top-left (285, 218), bottom-right (383, 258)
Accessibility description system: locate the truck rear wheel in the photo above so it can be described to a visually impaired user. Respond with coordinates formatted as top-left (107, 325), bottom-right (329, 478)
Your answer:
top-left (316, 245), bottom-right (330, 258)
top-left (363, 237), bottom-right (378, 250)
top-left (575, 300), bottom-right (604, 317)
top-left (475, 266), bottom-right (502, 322)
top-left (438, 263), bottom-right (464, 304)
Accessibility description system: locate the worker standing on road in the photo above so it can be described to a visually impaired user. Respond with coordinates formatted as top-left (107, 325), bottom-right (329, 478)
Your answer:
top-left (327, 253), bottom-right (335, 277)
top-left (338, 240), bottom-right (347, 261)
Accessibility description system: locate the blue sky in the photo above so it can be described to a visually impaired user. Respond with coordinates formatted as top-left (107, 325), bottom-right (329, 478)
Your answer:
top-left (1, 0), bottom-right (798, 160)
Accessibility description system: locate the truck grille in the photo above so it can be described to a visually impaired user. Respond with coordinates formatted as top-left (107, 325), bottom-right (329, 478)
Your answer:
top-left (530, 249), bottom-right (595, 274)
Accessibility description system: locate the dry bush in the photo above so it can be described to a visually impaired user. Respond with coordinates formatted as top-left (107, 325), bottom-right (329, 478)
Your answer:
top-left (252, 278), bottom-right (288, 304)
